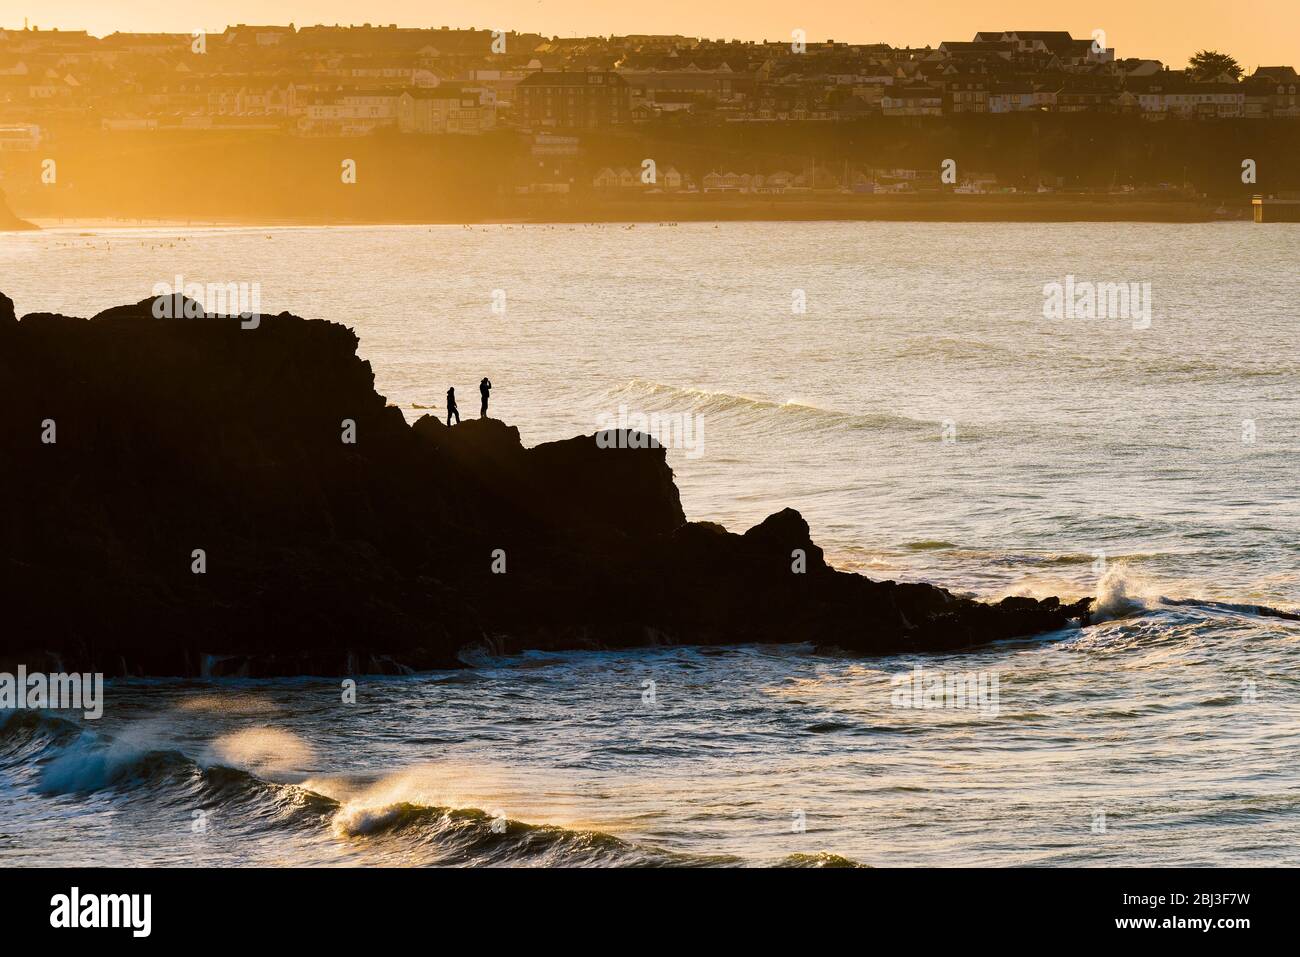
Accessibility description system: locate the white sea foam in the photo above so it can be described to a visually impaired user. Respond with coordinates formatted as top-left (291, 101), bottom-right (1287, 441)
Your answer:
top-left (1090, 563), bottom-right (1154, 622)
top-left (203, 727), bottom-right (314, 775)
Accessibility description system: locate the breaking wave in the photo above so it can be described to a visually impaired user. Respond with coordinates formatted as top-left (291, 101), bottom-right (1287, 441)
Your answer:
top-left (1086, 565), bottom-right (1299, 625)
top-left (326, 800), bottom-right (707, 866)
top-left (3, 587), bottom-right (1293, 867)
top-left (1090, 564), bottom-right (1154, 621)
top-left (603, 379), bottom-right (945, 436)
top-left (0, 710), bottom-right (333, 829)
top-left (0, 712), bottom-right (752, 866)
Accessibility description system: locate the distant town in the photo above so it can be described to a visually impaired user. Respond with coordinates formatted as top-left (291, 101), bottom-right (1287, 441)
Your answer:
top-left (3, 24), bottom-right (1298, 139)
top-left (1, 23), bottom-right (1298, 220)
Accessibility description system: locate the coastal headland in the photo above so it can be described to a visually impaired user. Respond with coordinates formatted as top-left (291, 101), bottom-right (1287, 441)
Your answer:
top-left (0, 292), bottom-right (1091, 676)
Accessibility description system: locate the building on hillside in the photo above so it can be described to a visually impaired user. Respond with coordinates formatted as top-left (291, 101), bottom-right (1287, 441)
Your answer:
top-left (222, 24), bottom-right (296, 47)
top-left (1246, 67), bottom-right (1300, 117)
top-left (514, 70), bottom-right (631, 128)
top-left (1114, 58), bottom-right (1163, 78)
top-left (296, 90), bottom-right (399, 135)
top-left (616, 62), bottom-right (743, 113)
top-left (1127, 75), bottom-right (1244, 118)
top-left (1055, 77), bottom-right (1119, 112)
top-left (945, 78), bottom-right (988, 113)
top-left (987, 82), bottom-right (1055, 112)
top-left (397, 86), bottom-right (495, 133)
top-left (205, 82), bottom-right (294, 116)
top-left (881, 83), bottom-right (942, 115)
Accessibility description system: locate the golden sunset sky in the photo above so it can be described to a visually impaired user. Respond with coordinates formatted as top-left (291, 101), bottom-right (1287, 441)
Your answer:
top-left (6, 1), bottom-right (1298, 70)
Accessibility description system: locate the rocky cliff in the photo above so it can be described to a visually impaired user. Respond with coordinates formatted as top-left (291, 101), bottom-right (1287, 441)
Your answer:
top-left (0, 294), bottom-right (1090, 676)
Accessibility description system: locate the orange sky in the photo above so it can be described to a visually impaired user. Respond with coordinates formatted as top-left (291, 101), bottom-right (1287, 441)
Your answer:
top-left (6, 1), bottom-right (1298, 70)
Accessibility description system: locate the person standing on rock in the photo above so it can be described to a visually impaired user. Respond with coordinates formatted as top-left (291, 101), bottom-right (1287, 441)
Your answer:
top-left (446, 386), bottom-right (460, 426)
top-left (479, 377), bottom-right (492, 418)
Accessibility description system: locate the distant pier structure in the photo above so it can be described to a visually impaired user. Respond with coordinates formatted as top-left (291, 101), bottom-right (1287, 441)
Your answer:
top-left (1252, 194), bottom-right (1300, 223)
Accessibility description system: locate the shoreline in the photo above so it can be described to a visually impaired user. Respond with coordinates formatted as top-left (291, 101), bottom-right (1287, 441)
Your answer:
top-left (499, 195), bottom-right (1245, 224)
top-left (15, 198), bottom-right (1252, 231)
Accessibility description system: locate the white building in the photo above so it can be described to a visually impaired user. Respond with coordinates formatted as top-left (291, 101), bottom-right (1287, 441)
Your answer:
top-left (297, 91), bottom-right (400, 135)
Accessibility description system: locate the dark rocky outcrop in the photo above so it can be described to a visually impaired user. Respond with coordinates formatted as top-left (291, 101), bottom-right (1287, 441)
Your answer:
top-left (0, 294), bottom-right (1090, 676)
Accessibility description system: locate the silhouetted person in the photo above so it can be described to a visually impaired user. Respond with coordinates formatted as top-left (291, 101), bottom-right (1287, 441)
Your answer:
top-left (480, 377), bottom-right (492, 418)
top-left (446, 387), bottom-right (460, 426)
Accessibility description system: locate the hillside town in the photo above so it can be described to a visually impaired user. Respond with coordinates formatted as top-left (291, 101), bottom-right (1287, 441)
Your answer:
top-left (0, 22), bottom-right (1296, 212)
top-left (1, 22), bottom-right (1297, 148)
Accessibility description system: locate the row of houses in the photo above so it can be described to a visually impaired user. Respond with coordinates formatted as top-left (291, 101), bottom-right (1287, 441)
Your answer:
top-left (297, 85), bottom-right (495, 136)
top-left (1, 24), bottom-right (1297, 134)
top-left (871, 74), bottom-right (1299, 118)
top-left (592, 166), bottom-right (684, 189)
top-left (589, 166), bottom-right (1009, 194)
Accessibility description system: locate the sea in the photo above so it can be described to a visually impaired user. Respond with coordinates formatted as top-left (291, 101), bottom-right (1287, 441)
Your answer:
top-left (1, 221), bottom-right (1296, 866)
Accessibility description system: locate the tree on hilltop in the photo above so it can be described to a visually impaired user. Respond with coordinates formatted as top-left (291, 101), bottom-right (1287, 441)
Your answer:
top-left (1187, 50), bottom-right (1243, 81)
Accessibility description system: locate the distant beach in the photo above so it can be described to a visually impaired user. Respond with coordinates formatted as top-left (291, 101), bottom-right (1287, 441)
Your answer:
top-left (16, 194), bottom-right (1244, 230)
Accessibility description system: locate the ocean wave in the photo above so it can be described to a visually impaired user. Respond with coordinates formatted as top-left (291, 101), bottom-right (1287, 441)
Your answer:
top-left (1085, 564), bottom-right (1300, 626)
top-left (313, 763), bottom-right (871, 867)
top-left (0, 711), bottom-right (334, 832)
top-left (602, 379), bottom-right (943, 436)
top-left (1157, 597), bottom-right (1300, 622)
top-left (327, 796), bottom-right (862, 867)
top-left (0, 709), bottom-right (86, 770)
top-left (0, 707), bottom-right (83, 744)
top-left (328, 799), bottom-right (686, 866)
top-left (1088, 564), bottom-right (1152, 622)
top-left (38, 739), bottom-right (194, 796)
top-left (0, 716), bottom-right (718, 866)
top-left (779, 852), bottom-right (869, 868)
top-left (0, 710), bottom-right (195, 796)
top-left (833, 541), bottom-right (1165, 572)
top-left (312, 765), bottom-right (702, 865)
